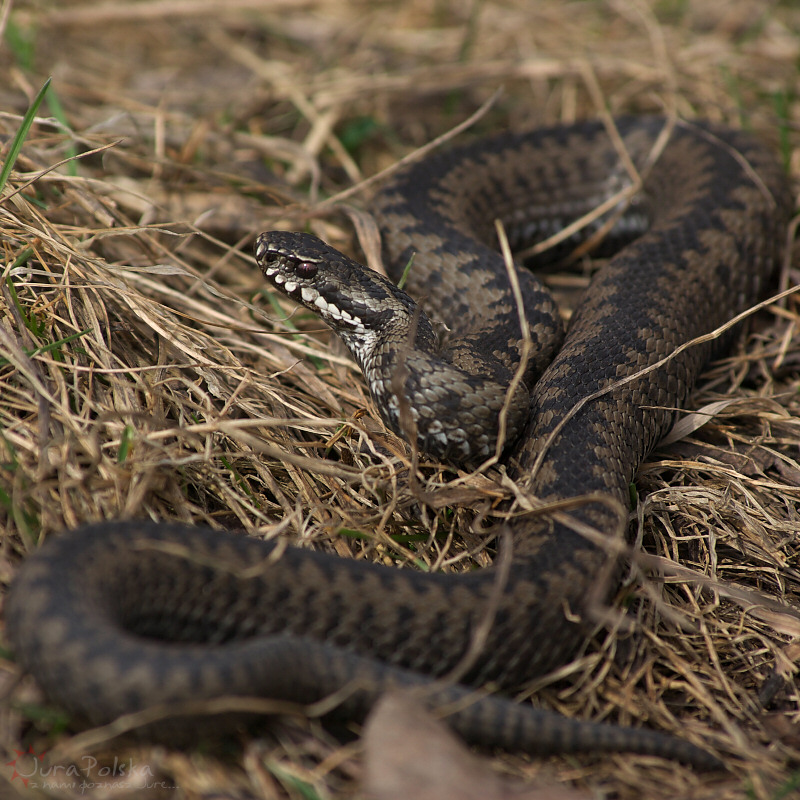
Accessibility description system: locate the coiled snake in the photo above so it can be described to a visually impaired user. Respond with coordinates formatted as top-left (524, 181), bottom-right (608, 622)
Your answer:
top-left (6, 118), bottom-right (792, 768)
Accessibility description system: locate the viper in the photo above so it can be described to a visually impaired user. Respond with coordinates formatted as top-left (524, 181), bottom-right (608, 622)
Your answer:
top-left (6, 117), bottom-right (792, 769)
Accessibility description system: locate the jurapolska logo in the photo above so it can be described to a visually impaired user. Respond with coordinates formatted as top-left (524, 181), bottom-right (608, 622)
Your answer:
top-left (5, 747), bottom-right (176, 793)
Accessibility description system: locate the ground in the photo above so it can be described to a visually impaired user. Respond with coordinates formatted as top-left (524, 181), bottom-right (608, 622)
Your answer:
top-left (0, 1), bottom-right (799, 799)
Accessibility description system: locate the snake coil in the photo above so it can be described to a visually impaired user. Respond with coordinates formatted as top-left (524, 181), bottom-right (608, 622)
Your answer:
top-left (6, 117), bottom-right (792, 769)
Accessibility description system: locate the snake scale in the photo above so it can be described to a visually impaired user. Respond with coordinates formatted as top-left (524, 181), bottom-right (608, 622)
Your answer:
top-left (6, 118), bottom-right (792, 769)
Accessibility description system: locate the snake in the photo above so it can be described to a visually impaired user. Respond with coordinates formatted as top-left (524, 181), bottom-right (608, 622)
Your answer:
top-left (6, 117), bottom-right (792, 770)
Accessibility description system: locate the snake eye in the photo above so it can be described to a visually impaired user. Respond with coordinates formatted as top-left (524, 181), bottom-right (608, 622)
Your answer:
top-left (295, 261), bottom-right (318, 278)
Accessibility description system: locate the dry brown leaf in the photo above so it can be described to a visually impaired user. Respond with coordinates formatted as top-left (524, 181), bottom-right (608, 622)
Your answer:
top-left (361, 693), bottom-right (588, 800)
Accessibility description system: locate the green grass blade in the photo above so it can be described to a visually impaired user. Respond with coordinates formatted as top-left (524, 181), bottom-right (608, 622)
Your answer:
top-left (29, 328), bottom-right (92, 358)
top-left (0, 76), bottom-right (52, 195)
top-left (396, 253), bottom-right (415, 290)
top-left (5, 275), bottom-right (44, 336)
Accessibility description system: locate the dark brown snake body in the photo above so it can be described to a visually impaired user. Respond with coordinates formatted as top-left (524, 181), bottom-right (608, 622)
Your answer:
top-left (6, 118), bottom-right (792, 768)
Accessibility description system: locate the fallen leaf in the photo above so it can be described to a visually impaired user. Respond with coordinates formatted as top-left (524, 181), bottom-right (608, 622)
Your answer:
top-left (361, 693), bottom-right (589, 800)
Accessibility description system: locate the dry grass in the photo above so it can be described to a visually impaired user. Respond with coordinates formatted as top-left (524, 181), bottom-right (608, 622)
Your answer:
top-left (1, 1), bottom-right (799, 798)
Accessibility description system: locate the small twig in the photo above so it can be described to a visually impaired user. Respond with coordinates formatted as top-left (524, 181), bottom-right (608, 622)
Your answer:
top-left (480, 220), bottom-right (532, 469)
top-left (1, 140), bottom-right (121, 205)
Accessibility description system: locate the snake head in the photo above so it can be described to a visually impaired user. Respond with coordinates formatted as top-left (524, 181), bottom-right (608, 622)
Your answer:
top-left (255, 230), bottom-right (440, 424)
top-left (254, 230), bottom-right (418, 334)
